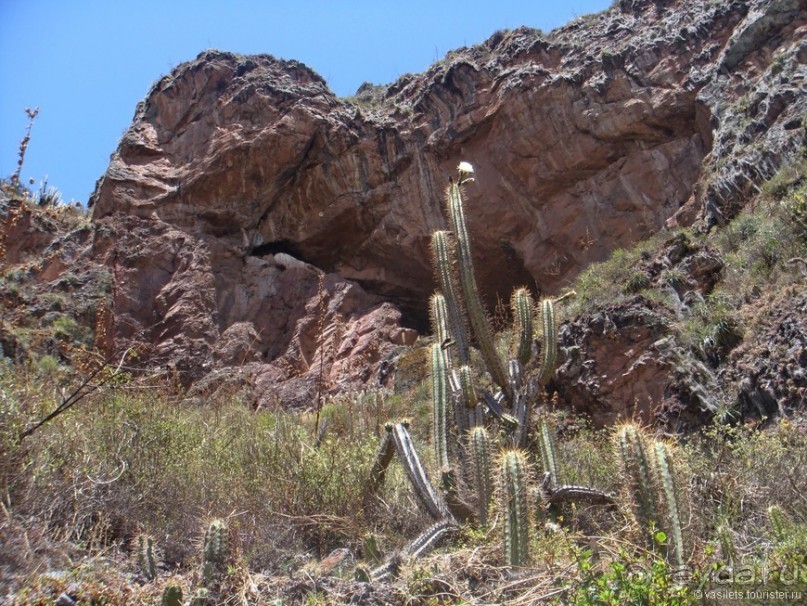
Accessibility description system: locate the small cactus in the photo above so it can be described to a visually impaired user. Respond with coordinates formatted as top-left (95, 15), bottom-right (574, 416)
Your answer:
top-left (537, 416), bottom-right (559, 488)
top-left (191, 587), bottom-right (209, 606)
top-left (499, 449), bottom-right (531, 566)
top-left (136, 534), bottom-right (157, 581)
top-left (767, 504), bottom-right (789, 542)
top-left (363, 533), bottom-right (383, 566)
top-left (202, 519), bottom-right (228, 585)
top-left (204, 519), bottom-right (228, 565)
top-left (161, 585), bottom-right (182, 606)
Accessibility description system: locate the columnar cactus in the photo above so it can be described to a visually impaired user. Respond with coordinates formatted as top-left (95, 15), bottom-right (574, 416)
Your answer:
top-left (500, 449), bottom-right (531, 566)
top-left (614, 424), bottom-right (690, 567)
top-left (430, 343), bottom-right (451, 469)
top-left (446, 176), bottom-right (511, 399)
top-left (654, 440), bottom-right (685, 570)
top-left (512, 287), bottom-right (534, 366)
top-left (202, 519), bottom-right (228, 585)
top-left (615, 423), bottom-right (658, 533)
top-left (469, 426), bottom-right (493, 525)
top-left (537, 298), bottom-right (558, 386)
top-left (364, 162), bottom-right (604, 574)
top-left (137, 534), bottom-right (157, 581)
top-left (431, 230), bottom-right (470, 364)
top-left (538, 416), bottom-right (559, 487)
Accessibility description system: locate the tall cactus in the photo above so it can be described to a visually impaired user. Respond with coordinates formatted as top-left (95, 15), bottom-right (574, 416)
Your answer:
top-left (512, 288), bottom-right (534, 366)
top-left (654, 440), bottom-right (685, 570)
top-left (615, 424), bottom-right (689, 568)
top-left (614, 424), bottom-right (659, 535)
top-left (536, 298), bottom-right (558, 385)
top-left (446, 177), bottom-right (511, 399)
top-left (470, 426), bottom-right (493, 525)
top-left (431, 230), bottom-right (470, 364)
top-left (499, 449), bottom-right (531, 566)
top-left (430, 343), bottom-right (451, 470)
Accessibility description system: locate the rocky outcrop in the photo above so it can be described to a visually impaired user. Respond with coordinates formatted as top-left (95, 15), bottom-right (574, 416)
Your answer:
top-left (92, 215), bottom-right (416, 404)
top-left (89, 0), bottom-right (806, 405)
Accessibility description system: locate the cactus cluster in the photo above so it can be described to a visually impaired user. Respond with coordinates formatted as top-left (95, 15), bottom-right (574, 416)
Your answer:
top-left (362, 162), bottom-right (614, 574)
top-left (614, 423), bottom-right (689, 569)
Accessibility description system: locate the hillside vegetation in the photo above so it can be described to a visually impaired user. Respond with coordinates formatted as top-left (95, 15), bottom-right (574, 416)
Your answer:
top-left (1, 153), bottom-right (805, 603)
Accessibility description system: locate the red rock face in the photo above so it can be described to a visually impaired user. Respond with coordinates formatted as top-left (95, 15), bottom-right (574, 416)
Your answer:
top-left (89, 0), bottom-right (806, 406)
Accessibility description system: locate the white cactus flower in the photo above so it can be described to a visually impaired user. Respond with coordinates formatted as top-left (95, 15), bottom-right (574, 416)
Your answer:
top-left (457, 161), bottom-right (474, 175)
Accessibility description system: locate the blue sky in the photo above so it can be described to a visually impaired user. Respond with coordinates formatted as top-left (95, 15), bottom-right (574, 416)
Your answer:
top-left (1, 1), bottom-right (611, 206)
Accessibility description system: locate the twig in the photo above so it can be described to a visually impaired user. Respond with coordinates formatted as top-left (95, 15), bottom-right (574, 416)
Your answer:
top-left (19, 347), bottom-right (133, 441)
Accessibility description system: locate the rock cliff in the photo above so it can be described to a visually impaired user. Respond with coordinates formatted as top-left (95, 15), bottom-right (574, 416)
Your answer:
top-left (89, 0), bottom-right (806, 407)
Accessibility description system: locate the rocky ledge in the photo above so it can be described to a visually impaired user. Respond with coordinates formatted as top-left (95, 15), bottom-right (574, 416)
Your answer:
top-left (87, 0), bottom-right (806, 407)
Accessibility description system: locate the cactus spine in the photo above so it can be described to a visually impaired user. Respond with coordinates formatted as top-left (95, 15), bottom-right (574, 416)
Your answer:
top-left (500, 449), bottom-right (531, 566)
top-left (470, 426), bottom-right (493, 525)
top-left (537, 298), bottom-right (558, 385)
top-left (446, 180), bottom-right (511, 399)
top-left (161, 585), bottom-right (183, 606)
top-left (512, 288), bottom-right (534, 366)
top-left (137, 534), bottom-right (157, 581)
top-left (538, 416), bottom-right (559, 487)
top-left (654, 440), bottom-right (685, 570)
top-left (431, 343), bottom-right (451, 469)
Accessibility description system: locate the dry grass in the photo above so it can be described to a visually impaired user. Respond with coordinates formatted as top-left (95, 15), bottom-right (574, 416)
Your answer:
top-left (2, 353), bottom-right (804, 604)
